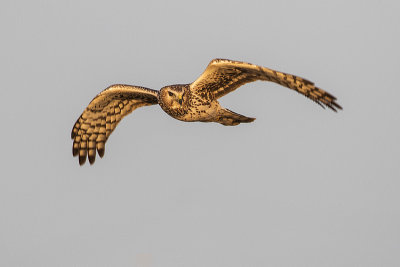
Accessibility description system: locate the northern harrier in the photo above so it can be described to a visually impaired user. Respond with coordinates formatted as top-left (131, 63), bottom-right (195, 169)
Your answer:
top-left (71, 59), bottom-right (342, 165)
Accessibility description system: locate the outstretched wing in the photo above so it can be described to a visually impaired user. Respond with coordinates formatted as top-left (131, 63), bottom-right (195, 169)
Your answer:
top-left (71, 84), bottom-right (159, 165)
top-left (190, 59), bottom-right (342, 111)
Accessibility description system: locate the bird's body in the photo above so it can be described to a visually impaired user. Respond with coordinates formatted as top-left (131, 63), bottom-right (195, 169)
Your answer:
top-left (72, 59), bottom-right (342, 165)
top-left (159, 84), bottom-right (221, 123)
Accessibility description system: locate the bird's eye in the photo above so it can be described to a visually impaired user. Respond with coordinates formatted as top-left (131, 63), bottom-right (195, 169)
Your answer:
top-left (168, 91), bottom-right (174, 97)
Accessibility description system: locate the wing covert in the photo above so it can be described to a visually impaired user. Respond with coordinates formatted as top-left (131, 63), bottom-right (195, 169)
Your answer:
top-left (71, 84), bottom-right (159, 165)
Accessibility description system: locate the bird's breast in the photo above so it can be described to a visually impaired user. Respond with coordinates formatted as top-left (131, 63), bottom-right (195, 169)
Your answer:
top-left (180, 101), bottom-right (220, 122)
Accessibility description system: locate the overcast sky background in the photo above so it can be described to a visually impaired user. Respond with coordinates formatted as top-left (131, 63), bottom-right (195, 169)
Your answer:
top-left (1, 0), bottom-right (399, 266)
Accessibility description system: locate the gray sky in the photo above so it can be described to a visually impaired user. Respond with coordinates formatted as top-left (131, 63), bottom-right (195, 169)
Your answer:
top-left (1, 0), bottom-right (399, 266)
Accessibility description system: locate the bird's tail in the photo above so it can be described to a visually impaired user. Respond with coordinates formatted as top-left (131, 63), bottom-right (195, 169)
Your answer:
top-left (215, 108), bottom-right (255, 126)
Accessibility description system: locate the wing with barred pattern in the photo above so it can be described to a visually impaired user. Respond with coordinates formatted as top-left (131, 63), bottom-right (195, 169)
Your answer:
top-left (71, 84), bottom-right (159, 165)
top-left (191, 59), bottom-right (342, 111)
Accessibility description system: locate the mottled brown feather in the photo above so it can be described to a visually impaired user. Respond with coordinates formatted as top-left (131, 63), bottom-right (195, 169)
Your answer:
top-left (71, 84), bottom-right (158, 165)
top-left (191, 59), bottom-right (342, 111)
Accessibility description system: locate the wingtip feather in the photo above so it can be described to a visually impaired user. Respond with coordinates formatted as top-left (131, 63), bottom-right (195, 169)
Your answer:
top-left (79, 154), bottom-right (86, 165)
top-left (88, 154), bottom-right (96, 165)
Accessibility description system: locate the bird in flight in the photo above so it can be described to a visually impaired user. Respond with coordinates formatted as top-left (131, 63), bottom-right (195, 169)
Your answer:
top-left (71, 59), bottom-right (342, 165)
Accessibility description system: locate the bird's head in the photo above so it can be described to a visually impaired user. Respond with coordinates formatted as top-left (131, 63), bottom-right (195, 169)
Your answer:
top-left (160, 85), bottom-right (187, 111)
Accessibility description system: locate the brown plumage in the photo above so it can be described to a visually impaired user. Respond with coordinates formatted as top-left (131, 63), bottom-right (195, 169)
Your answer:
top-left (71, 58), bottom-right (342, 165)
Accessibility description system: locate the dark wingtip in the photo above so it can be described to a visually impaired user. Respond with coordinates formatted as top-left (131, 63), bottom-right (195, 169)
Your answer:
top-left (326, 102), bottom-right (336, 112)
top-left (314, 100), bottom-right (325, 109)
top-left (325, 99), bottom-right (342, 112)
top-left (98, 147), bottom-right (105, 158)
top-left (72, 141), bottom-right (79, 156)
top-left (332, 102), bottom-right (343, 110)
top-left (72, 147), bottom-right (79, 157)
top-left (79, 155), bottom-right (86, 166)
top-left (88, 155), bottom-right (96, 165)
